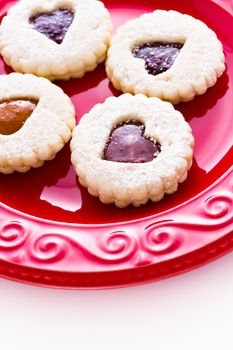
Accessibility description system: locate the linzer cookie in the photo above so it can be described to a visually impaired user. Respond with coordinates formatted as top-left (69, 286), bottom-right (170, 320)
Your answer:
top-left (106, 10), bottom-right (225, 104)
top-left (0, 73), bottom-right (75, 174)
top-left (0, 0), bottom-right (112, 80)
top-left (71, 94), bottom-right (194, 208)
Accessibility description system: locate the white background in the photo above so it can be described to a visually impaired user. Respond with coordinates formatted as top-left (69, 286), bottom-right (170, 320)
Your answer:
top-left (1, 251), bottom-right (233, 349)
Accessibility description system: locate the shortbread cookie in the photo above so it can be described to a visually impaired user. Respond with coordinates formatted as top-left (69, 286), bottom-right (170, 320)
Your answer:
top-left (0, 73), bottom-right (75, 174)
top-left (0, 0), bottom-right (112, 80)
top-left (106, 10), bottom-right (225, 104)
top-left (71, 94), bottom-right (194, 208)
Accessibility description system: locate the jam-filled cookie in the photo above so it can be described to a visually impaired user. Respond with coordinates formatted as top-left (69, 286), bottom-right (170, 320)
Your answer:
top-left (71, 94), bottom-right (194, 208)
top-left (0, 73), bottom-right (75, 174)
top-left (106, 10), bottom-right (225, 104)
top-left (0, 0), bottom-right (112, 80)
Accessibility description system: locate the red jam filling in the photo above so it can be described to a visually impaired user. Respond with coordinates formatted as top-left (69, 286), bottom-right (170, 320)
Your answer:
top-left (104, 122), bottom-right (161, 163)
top-left (29, 8), bottom-right (74, 44)
top-left (133, 42), bottom-right (183, 75)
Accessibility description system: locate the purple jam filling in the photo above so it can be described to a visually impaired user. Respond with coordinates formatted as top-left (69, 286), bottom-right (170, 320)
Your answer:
top-left (104, 122), bottom-right (161, 163)
top-left (29, 8), bottom-right (74, 44)
top-left (133, 42), bottom-right (183, 76)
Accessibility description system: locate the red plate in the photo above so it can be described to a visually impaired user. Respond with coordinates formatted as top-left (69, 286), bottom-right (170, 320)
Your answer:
top-left (0, 0), bottom-right (233, 289)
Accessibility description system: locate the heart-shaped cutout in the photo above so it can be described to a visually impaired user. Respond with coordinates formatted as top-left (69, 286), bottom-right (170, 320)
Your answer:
top-left (0, 99), bottom-right (38, 135)
top-left (29, 8), bottom-right (74, 44)
top-left (104, 122), bottom-right (161, 163)
top-left (133, 42), bottom-right (183, 76)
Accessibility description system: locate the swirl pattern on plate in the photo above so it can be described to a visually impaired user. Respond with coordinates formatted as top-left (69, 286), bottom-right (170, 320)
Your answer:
top-left (0, 186), bottom-right (232, 270)
top-left (0, 221), bottom-right (28, 250)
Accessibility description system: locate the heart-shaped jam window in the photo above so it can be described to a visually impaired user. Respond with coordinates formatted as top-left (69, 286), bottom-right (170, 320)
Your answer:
top-left (29, 8), bottom-right (74, 44)
top-left (133, 42), bottom-right (183, 76)
top-left (104, 122), bottom-right (161, 163)
top-left (0, 99), bottom-right (38, 135)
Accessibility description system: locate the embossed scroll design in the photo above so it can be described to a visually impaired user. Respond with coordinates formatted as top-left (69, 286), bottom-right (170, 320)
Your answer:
top-left (0, 221), bottom-right (28, 250)
top-left (141, 220), bottom-right (182, 255)
top-left (0, 191), bottom-right (232, 269)
top-left (203, 193), bottom-right (233, 220)
top-left (29, 231), bottom-right (138, 264)
top-left (139, 192), bottom-right (233, 260)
